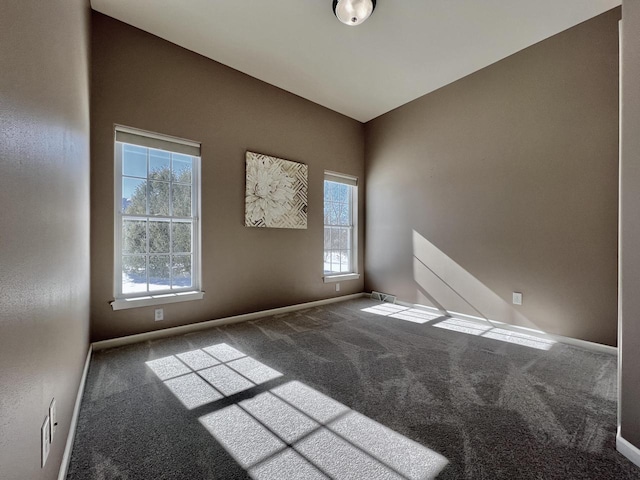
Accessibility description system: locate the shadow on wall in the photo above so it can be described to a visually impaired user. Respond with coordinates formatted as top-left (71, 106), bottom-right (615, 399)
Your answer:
top-left (147, 343), bottom-right (449, 479)
top-left (412, 230), bottom-right (538, 330)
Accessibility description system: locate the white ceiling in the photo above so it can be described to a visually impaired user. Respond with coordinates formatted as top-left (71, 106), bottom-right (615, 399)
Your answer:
top-left (91, 0), bottom-right (620, 123)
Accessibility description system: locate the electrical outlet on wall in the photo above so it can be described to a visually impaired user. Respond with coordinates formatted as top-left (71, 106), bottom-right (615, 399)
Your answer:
top-left (49, 398), bottom-right (57, 441)
top-left (335, 283), bottom-right (340, 292)
top-left (513, 292), bottom-right (523, 305)
top-left (155, 308), bottom-right (164, 321)
top-left (41, 415), bottom-right (50, 468)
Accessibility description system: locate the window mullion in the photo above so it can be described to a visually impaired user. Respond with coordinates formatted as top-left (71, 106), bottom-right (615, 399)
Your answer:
top-left (143, 214), bottom-right (192, 221)
top-left (169, 219), bottom-right (174, 289)
top-left (168, 152), bottom-right (173, 291)
top-left (192, 157), bottom-right (197, 288)
top-left (169, 153), bottom-right (174, 218)
top-left (350, 185), bottom-right (355, 272)
top-left (145, 217), bottom-right (150, 293)
top-left (143, 146), bottom-right (149, 293)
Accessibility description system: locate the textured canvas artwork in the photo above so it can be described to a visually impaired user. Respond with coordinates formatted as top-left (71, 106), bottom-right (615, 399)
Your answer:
top-left (245, 151), bottom-right (308, 229)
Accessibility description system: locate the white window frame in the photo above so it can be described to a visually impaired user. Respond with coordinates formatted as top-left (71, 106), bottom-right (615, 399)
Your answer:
top-left (111, 126), bottom-right (203, 310)
top-left (323, 171), bottom-right (360, 283)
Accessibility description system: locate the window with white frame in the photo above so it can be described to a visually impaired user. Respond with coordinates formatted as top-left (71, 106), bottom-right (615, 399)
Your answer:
top-left (113, 127), bottom-right (201, 307)
top-left (324, 172), bottom-right (358, 279)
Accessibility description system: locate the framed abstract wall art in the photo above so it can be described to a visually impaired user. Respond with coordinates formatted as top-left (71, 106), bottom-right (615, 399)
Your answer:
top-left (245, 151), bottom-right (308, 229)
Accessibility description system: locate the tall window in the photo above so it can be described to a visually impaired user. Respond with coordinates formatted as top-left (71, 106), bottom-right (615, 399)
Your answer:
top-left (114, 127), bottom-right (201, 303)
top-left (324, 172), bottom-right (358, 278)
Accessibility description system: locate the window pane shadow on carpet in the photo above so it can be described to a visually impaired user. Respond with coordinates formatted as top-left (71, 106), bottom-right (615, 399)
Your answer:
top-left (149, 342), bottom-right (448, 479)
top-left (66, 298), bottom-right (640, 479)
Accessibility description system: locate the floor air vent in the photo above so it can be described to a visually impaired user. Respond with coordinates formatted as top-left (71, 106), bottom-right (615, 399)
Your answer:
top-left (371, 291), bottom-right (397, 303)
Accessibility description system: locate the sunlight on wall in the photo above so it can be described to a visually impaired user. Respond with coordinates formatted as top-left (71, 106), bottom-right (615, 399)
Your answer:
top-left (361, 305), bottom-right (555, 351)
top-left (412, 230), bottom-right (538, 330)
top-left (146, 343), bottom-right (449, 479)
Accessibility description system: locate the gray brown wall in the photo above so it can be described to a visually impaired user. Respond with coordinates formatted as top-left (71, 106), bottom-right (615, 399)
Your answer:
top-left (364, 9), bottom-right (620, 345)
top-left (91, 13), bottom-right (364, 342)
top-left (619, 0), bottom-right (640, 452)
top-left (0, 1), bottom-right (91, 479)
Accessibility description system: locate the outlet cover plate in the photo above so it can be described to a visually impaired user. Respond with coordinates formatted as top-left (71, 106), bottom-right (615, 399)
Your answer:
top-left (49, 398), bottom-right (57, 441)
top-left (41, 415), bottom-right (50, 467)
top-left (155, 308), bottom-right (164, 321)
top-left (513, 292), bottom-right (523, 305)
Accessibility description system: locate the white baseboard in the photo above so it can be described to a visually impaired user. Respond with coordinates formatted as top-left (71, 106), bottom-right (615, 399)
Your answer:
top-left (93, 293), bottom-right (366, 351)
top-left (386, 297), bottom-right (617, 355)
top-left (58, 345), bottom-right (92, 480)
top-left (617, 427), bottom-right (640, 469)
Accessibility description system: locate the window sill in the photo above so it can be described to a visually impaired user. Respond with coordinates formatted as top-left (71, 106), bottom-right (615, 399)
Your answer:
top-left (110, 291), bottom-right (204, 310)
top-left (323, 273), bottom-right (360, 283)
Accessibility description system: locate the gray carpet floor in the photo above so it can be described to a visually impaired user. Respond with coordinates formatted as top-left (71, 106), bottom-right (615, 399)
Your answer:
top-left (67, 298), bottom-right (640, 479)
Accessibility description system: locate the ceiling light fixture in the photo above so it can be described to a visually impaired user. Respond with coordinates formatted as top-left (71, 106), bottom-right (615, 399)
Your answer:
top-left (332, 0), bottom-right (376, 26)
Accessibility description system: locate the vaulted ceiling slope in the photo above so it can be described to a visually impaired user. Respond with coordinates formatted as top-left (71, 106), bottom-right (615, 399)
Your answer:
top-left (91, 0), bottom-right (620, 122)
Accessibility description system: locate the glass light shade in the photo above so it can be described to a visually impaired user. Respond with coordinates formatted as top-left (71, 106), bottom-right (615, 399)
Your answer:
top-left (334, 0), bottom-right (375, 26)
